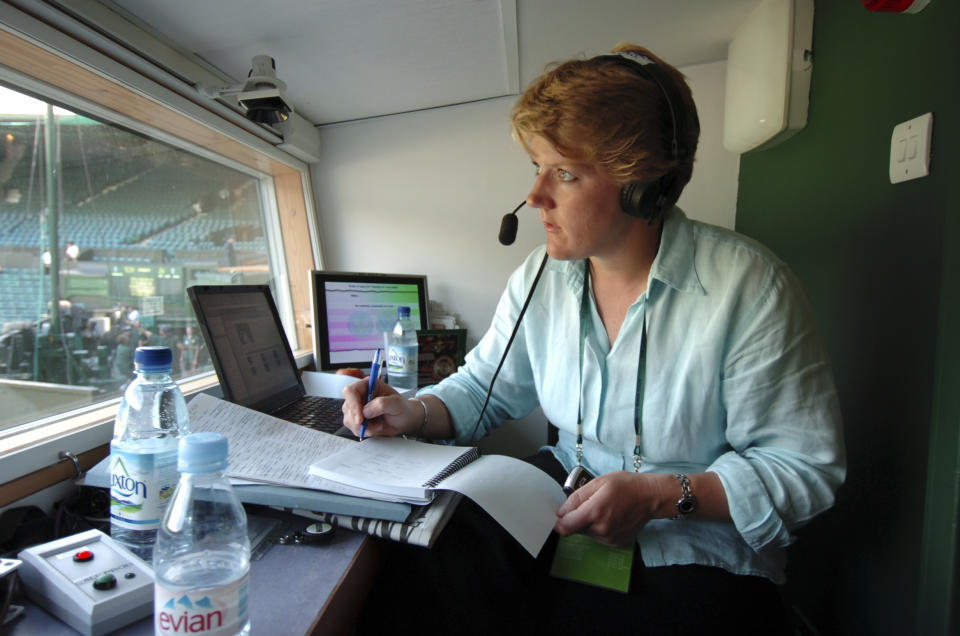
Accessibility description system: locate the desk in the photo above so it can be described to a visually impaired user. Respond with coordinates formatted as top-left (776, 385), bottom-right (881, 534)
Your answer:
top-left (9, 515), bottom-right (379, 636)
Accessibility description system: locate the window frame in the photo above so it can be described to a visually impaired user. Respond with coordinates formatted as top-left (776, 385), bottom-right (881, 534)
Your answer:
top-left (0, 15), bottom-right (320, 505)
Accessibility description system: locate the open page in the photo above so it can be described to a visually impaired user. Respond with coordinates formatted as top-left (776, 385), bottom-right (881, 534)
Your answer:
top-left (437, 455), bottom-right (568, 557)
top-left (308, 437), bottom-right (478, 502)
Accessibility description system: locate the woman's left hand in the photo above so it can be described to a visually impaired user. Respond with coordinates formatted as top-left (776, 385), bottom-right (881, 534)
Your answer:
top-left (554, 471), bottom-right (672, 546)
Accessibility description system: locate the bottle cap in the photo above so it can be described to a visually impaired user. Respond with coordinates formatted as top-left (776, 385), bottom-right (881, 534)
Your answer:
top-left (134, 346), bottom-right (173, 371)
top-left (178, 432), bottom-right (229, 473)
top-left (398, 306), bottom-right (410, 318)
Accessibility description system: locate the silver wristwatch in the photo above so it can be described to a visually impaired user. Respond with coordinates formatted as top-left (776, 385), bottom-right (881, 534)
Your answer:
top-left (672, 473), bottom-right (697, 520)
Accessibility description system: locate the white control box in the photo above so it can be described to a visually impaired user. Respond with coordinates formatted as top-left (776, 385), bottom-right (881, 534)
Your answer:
top-left (17, 529), bottom-right (154, 636)
top-left (1, 556), bottom-right (25, 624)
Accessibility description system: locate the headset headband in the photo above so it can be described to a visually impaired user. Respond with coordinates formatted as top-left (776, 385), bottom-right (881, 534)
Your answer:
top-left (615, 51), bottom-right (655, 66)
top-left (607, 51), bottom-right (680, 162)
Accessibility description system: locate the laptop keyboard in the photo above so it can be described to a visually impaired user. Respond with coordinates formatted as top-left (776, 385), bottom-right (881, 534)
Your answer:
top-left (274, 396), bottom-right (345, 434)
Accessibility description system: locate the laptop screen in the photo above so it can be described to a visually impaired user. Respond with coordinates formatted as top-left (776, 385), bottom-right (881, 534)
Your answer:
top-left (309, 270), bottom-right (430, 371)
top-left (187, 285), bottom-right (304, 412)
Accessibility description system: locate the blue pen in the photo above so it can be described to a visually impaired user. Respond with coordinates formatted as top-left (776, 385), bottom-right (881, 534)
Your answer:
top-left (359, 348), bottom-right (381, 441)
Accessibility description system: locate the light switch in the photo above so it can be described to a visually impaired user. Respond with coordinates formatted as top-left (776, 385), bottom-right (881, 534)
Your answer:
top-left (889, 112), bottom-right (933, 184)
top-left (907, 137), bottom-right (918, 160)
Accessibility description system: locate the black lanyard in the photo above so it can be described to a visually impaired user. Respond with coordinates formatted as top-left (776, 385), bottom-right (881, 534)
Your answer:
top-left (576, 262), bottom-right (647, 471)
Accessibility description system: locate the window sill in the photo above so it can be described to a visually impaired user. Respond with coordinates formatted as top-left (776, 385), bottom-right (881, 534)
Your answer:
top-left (0, 350), bottom-right (315, 508)
top-left (0, 372), bottom-right (219, 508)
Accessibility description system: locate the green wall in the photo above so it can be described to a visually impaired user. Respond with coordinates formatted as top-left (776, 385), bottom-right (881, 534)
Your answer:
top-left (734, 2), bottom-right (959, 634)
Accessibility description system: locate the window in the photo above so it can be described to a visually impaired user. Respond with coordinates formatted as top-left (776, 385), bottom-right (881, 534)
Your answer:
top-left (0, 86), bottom-right (280, 431)
top-left (0, 24), bottom-right (316, 463)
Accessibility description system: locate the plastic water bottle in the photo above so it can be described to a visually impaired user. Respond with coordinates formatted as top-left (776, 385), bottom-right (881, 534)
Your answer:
top-left (154, 432), bottom-right (250, 636)
top-left (387, 306), bottom-right (418, 390)
top-left (110, 346), bottom-right (189, 563)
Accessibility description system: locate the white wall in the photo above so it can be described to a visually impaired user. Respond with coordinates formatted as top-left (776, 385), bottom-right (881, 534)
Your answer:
top-left (678, 61), bottom-right (741, 229)
top-left (310, 59), bottom-right (739, 456)
top-left (312, 95), bottom-right (533, 344)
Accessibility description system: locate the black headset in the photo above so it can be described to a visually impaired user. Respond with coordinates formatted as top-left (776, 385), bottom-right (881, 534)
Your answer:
top-left (609, 52), bottom-right (685, 222)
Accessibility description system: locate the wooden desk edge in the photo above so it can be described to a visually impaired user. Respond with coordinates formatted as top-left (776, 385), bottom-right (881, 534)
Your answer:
top-left (309, 536), bottom-right (381, 635)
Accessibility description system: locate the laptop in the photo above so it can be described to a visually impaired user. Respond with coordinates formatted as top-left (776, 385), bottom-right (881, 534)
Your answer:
top-left (186, 284), bottom-right (350, 436)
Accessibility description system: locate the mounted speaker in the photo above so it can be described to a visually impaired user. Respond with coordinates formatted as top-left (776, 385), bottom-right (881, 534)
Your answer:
top-left (723, 0), bottom-right (814, 153)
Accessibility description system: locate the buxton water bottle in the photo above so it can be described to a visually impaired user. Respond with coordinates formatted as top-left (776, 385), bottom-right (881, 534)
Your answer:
top-left (154, 432), bottom-right (250, 636)
top-left (110, 345), bottom-right (189, 563)
top-left (387, 306), bottom-right (419, 390)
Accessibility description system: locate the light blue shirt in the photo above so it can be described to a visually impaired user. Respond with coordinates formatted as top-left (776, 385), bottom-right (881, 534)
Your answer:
top-left (421, 208), bottom-right (845, 583)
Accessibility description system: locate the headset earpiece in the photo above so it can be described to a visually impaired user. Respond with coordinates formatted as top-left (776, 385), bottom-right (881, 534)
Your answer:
top-left (620, 178), bottom-right (668, 221)
top-left (620, 182), bottom-right (641, 217)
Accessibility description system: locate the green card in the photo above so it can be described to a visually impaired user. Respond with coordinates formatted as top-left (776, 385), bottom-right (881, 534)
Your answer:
top-left (549, 533), bottom-right (634, 593)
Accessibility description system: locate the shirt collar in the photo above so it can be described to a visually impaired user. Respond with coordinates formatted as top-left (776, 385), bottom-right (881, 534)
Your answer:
top-left (649, 206), bottom-right (705, 296)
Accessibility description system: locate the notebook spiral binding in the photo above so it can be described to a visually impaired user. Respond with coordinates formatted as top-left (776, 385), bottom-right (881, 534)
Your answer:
top-left (421, 447), bottom-right (481, 489)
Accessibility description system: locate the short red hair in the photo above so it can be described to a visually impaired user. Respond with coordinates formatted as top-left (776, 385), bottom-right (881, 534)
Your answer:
top-left (510, 44), bottom-right (700, 209)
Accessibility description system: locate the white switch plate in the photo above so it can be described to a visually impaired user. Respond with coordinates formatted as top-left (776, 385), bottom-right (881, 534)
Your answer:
top-left (889, 112), bottom-right (933, 184)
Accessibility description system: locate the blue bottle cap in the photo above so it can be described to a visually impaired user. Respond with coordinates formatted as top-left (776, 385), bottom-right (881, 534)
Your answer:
top-left (134, 346), bottom-right (173, 371)
top-left (178, 432), bottom-right (229, 473)
top-left (398, 306), bottom-right (411, 318)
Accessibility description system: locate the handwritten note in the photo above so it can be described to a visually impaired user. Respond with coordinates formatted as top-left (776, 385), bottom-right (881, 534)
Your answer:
top-left (188, 393), bottom-right (406, 500)
top-left (310, 436), bottom-right (478, 500)
top-left (189, 394), bottom-right (568, 556)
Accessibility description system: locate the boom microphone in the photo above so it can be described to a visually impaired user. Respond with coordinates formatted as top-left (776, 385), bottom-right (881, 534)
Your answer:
top-left (498, 201), bottom-right (525, 245)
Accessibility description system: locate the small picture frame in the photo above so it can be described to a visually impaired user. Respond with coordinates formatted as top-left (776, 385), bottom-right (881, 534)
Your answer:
top-left (416, 328), bottom-right (467, 387)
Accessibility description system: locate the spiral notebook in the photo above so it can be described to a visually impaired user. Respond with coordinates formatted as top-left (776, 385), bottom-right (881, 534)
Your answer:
top-left (308, 437), bottom-right (480, 504)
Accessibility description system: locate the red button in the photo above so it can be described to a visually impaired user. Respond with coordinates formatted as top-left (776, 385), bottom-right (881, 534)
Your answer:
top-left (73, 550), bottom-right (94, 562)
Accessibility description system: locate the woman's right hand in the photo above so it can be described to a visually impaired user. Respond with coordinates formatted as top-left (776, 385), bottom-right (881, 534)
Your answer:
top-left (341, 378), bottom-right (422, 438)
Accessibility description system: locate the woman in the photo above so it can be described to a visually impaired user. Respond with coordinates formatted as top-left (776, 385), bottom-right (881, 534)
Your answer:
top-left (343, 44), bottom-right (845, 634)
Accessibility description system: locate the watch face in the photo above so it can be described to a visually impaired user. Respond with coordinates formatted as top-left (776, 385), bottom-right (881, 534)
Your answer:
top-left (677, 498), bottom-right (696, 515)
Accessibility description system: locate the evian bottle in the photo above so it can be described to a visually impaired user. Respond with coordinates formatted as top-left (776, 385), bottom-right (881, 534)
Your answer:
top-left (154, 433), bottom-right (250, 636)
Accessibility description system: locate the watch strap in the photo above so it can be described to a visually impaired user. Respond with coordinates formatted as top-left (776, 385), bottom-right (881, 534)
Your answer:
top-left (672, 473), bottom-right (697, 520)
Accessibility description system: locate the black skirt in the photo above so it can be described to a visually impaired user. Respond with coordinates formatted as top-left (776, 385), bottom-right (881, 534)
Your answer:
top-left (356, 450), bottom-right (790, 636)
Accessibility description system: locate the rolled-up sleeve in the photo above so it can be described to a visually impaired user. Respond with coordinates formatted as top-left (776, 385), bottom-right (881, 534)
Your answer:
top-left (710, 264), bottom-right (846, 551)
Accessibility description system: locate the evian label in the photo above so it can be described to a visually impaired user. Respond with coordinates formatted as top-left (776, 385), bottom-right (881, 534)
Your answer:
top-left (110, 449), bottom-right (176, 530)
top-left (155, 573), bottom-right (249, 636)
